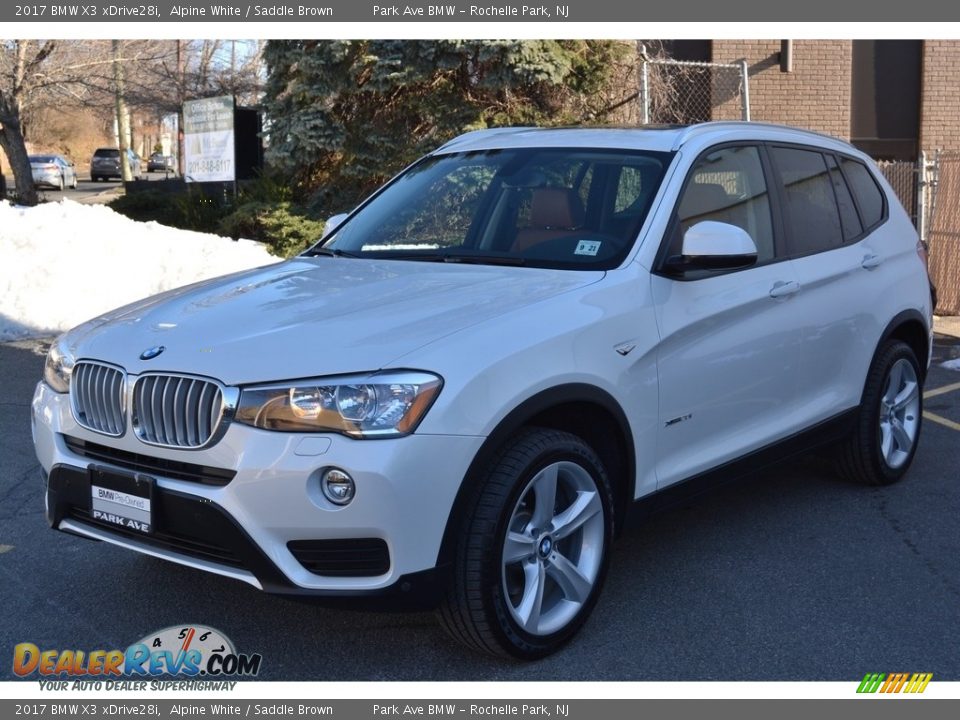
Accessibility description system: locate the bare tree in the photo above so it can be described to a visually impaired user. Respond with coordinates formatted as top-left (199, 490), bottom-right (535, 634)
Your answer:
top-left (0, 40), bottom-right (57, 205)
top-left (0, 39), bottom-right (115, 203)
top-left (2, 38), bottom-right (263, 202)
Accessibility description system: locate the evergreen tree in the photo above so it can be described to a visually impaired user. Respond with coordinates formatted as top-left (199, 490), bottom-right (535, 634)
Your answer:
top-left (261, 40), bottom-right (629, 215)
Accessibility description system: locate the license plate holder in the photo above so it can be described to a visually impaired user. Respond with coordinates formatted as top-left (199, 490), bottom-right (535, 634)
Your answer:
top-left (89, 466), bottom-right (154, 534)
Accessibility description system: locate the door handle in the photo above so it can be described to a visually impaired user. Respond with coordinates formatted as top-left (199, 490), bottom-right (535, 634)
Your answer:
top-left (769, 280), bottom-right (801, 299)
top-left (861, 253), bottom-right (883, 270)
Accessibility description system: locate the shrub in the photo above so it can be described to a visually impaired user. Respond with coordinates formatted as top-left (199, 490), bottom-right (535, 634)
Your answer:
top-left (108, 175), bottom-right (324, 257)
top-left (219, 201), bottom-right (325, 258)
top-left (237, 174), bottom-right (295, 205)
top-left (108, 188), bottom-right (227, 233)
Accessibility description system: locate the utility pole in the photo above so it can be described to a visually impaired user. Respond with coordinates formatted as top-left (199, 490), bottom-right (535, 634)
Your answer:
top-left (112, 39), bottom-right (132, 182)
top-left (177, 39), bottom-right (185, 177)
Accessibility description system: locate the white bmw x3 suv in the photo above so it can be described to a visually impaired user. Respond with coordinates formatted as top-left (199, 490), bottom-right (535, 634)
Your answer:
top-left (33, 123), bottom-right (933, 659)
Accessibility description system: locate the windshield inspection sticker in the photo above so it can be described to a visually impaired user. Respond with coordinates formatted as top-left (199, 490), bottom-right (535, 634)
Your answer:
top-left (574, 240), bottom-right (602, 256)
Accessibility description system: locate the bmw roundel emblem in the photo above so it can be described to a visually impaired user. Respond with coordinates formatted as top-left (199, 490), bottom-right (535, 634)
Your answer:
top-left (139, 345), bottom-right (166, 360)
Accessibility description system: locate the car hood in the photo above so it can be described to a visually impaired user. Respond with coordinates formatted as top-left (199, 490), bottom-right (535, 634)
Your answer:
top-left (65, 257), bottom-right (603, 385)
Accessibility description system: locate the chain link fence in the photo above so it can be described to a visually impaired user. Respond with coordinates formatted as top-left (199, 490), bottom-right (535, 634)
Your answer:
top-left (926, 150), bottom-right (960, 316)
top-left (639, 58), bottom-right (750, 124)
top-left (876, 160), bottom-right (919, 226)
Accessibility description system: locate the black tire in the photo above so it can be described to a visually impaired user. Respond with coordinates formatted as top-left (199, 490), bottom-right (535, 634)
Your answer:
top-left (838, 340), bottom-right (923, 485)
top-left (438, 427), bottom-right (615, 659)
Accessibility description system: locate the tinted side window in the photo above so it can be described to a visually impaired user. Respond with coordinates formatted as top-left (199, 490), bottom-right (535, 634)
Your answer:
top-left (841, 158), bottom-right (885, 229)
top-left (770, 147), bottom-right (843, 255)
top-left (825, 154), bottom-right (863, 240)
top-left (670, 145), bottom-right (775, 263)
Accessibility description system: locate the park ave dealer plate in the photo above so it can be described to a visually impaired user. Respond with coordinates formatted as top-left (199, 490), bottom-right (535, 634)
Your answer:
top-left (89, 466), bottom-right (154, 534)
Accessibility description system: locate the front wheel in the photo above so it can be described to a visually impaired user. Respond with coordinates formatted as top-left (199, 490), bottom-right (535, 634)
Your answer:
top-left (438, 428), bottom-right (614, 659)
top-left (838, 340), bottom-right (923, 485)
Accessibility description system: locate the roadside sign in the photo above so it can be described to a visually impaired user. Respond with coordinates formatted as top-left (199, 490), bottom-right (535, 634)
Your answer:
top-left (183, 96), bottom-right (235, 183)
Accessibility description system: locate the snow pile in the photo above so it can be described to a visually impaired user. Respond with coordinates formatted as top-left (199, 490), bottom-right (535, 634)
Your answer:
top-left (943, 357), bottom-right (960, 371)
top-left (0, 199), bottom-right (280, 342)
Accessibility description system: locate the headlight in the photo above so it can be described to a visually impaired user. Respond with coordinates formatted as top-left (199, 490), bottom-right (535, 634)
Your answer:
top-left (43, 337), bottom-right (75, 393)
top-left (234, 371), bottom-right (442, 438)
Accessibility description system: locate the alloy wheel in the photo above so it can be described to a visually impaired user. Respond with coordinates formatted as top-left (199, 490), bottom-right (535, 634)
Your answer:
top-left (879, 358), bottom-right (921, 469)
top-left (500, 461), bottom-right (605, 636)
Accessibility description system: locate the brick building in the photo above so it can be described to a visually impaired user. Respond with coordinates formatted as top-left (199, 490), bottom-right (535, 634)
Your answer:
top-left (663, 39), bottom-right (960, 161)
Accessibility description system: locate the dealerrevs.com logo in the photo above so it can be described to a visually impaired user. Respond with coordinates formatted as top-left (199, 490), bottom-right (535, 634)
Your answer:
top-left (13, 625), bottom-right (262, 690)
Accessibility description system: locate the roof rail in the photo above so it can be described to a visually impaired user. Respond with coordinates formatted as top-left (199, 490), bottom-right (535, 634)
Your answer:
top-left (672, 121), bottom-right (843, 150)
top-left (434, 127), bottom-right (538, 153)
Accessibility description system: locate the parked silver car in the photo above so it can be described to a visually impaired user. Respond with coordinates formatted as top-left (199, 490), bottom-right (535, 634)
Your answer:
top-left (29, 155), bottom-right (78, 191)
top-left (91, 148), bottom-right (141, 182)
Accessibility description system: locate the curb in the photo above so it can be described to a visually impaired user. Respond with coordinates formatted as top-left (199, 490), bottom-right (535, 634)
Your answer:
top-left (933, 315), bottom-right (960, 341)
top-left (76, 187), bottom-right (123, 205)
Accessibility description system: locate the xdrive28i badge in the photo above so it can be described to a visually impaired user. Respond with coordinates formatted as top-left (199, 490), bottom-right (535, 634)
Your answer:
top-left (139, 345), bottom-right (165, 360)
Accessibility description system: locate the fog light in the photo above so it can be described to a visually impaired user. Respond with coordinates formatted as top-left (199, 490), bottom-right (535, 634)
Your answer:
top-left (321, 468), bottom-right (355, 506)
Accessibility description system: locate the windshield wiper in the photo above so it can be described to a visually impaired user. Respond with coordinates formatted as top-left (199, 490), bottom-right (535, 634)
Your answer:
top-left (442, 253), bottom-right (525, 266)
top-left (306, 248), bottom-right (526, 267)
top-left (371, 252), bottom-right (526, 266)
top-left (303, 247), bottom-right (363, 259)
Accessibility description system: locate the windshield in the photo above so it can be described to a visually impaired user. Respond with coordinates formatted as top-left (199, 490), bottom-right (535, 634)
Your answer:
top-left (30, 156), bottom-right (57, 164)
top-left (314, 147), bottom-right (672, 270)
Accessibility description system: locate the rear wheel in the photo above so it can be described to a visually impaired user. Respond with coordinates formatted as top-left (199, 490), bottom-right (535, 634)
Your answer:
top-left (438, 428), bottom-right (614, 659)
top-left (838, 340), bottom-right (923, 485)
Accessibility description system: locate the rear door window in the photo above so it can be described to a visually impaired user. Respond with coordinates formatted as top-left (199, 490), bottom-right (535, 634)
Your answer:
top-left (825, 154), bottom-right (863, 241)
top-left (769, 146), bottom-right (844, 256)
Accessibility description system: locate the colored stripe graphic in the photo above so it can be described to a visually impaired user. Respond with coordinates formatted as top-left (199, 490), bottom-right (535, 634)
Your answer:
top-left (884, 673), bottom-right (909, 693)
top-left (857, 673), bottom-right (885, 693)
top-left (857, 672), bottom-right (932, 693)
top-left (905, 673), bottom-right (933, 694)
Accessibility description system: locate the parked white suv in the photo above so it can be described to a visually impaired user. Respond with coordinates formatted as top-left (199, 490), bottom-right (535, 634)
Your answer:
top-left (33, 123), bottom-right (932, 659)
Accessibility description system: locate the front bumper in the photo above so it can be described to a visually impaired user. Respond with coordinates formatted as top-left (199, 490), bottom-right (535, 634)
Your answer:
top-left (32, 381), bottom-right (483, 600)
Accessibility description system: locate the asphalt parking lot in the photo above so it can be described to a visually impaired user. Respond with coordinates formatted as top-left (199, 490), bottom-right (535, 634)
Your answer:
top-left (2, 170), bottom-right (174, 205)
top-left (1, 332), bottom-right (958, 682)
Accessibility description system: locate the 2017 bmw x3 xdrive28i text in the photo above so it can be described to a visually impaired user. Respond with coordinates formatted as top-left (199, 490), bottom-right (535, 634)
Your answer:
top-left (33, 123), bottom-right (933, 659)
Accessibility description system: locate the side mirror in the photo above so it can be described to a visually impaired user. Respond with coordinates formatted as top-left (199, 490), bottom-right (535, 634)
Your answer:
top-left (665, 221), bottom-right (758, 273)
top-left (323, 213), bottom-right (349, 237)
